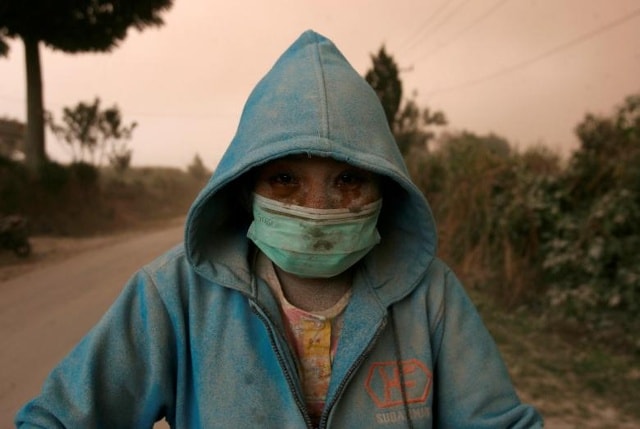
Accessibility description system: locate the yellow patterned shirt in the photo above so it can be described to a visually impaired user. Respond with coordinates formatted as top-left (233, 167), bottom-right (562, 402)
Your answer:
top-left (256, 252), bottom-right (351, 425)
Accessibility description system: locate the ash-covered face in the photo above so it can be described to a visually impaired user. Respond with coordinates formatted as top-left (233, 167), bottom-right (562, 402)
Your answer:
top-left (253, 155), bottom-right (381, 210)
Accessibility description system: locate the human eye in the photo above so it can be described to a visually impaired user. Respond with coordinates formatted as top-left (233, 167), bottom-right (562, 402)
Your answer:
top-left (268, 172), bottom-right (297, 186)
top-left (256, 161), bottom-right (298, 187)
top-left (336, 169), bottom-right (370, 187)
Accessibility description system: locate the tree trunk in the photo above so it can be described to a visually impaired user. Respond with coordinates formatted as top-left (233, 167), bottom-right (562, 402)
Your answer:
top-left (23, 36), bottom-right (46, 176)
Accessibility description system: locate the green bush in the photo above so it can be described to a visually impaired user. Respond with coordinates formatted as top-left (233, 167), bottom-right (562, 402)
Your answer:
top-left (38, 161), bottom-right (70, 193)
top-left (540, 94), bottom-right (640, 352)
top-left (0, 156), bottom-right (29, 214)
top-left (410, 131), bottom-right (553, 305)
top-left (69, 161), bottom-right (99, 186)
top-left (407, 99), bottom-right (640, 353)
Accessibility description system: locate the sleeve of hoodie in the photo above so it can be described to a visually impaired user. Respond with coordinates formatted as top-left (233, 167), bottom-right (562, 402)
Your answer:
top-left (430, 264), bottom-right (544, 428)
top-left (14, 269), bottom-right (176, 429)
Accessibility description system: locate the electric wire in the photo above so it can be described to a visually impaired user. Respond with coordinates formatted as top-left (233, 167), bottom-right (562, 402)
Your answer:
top-left (397, 0), bottom-right (454, 54)
top-left (424, 5), bottom-right (640, 97)
top-left (403, 0), bottom-right (473, 54)
top-left (411, 0), bottom-right (511, 64)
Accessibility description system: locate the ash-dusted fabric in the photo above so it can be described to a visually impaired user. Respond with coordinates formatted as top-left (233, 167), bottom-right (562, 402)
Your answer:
top-left (16, 30), bottom-right (543, 428)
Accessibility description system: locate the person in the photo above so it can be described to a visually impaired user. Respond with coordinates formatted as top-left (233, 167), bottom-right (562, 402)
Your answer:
top-left (15, 30), bottom-right (543, 428)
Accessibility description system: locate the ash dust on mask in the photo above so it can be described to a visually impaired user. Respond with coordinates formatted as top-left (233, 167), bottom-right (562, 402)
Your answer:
top-left (247, 194), bottom-right (382, 278)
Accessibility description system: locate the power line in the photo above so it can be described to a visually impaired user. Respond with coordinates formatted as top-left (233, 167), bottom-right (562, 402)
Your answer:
top-left (397, 0), bottom-right (454, 54)
top-left (424, 5), bottom-right (640, 97)
top-left (411, 0), bottom-right (511, 64)
top-left (403, 0), bottom-right (473, 54)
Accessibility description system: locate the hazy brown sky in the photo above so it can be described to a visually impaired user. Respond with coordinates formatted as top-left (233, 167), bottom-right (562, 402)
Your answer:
top-left (1, 0), bottom-right (639, 169)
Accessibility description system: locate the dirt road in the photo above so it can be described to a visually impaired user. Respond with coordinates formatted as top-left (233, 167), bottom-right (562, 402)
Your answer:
top-left (0, 224), bottom-right (183, 426)
top-left (2, 222), bottom-right (637, 429)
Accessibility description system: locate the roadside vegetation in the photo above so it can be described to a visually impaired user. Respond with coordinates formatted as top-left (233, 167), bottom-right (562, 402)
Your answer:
top-left (0, 44), bottom-right (637, 427)
top-left (1, 95), bottom-right (209, 236)
top-left (401, 95), bottom-right (640, 427)
top-left (0, 158), bottom-right (207, 236)
top-left (365, 46), bottom-right (640, 426)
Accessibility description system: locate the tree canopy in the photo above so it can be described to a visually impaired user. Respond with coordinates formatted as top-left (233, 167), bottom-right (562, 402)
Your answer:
top-left (0, 0), bottom-right (173, 175)
top-left (47, 97), bottom-right (137, 167)
top-left (0, 1), bottom-right (173, 54)
top-left (365, 46), bottom-right (402, 130)
top-left (364, 46), bottom-right (447, 154)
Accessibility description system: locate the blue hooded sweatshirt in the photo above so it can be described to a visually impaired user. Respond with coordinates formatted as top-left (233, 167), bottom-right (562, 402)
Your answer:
top-left (15, 30), bottom-right (543, 428)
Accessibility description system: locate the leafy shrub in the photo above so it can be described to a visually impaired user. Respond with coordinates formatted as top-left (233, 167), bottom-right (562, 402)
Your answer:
top-left (187, 154), bottom-right (210, 180)
top-left (409, 131), bottom-right (555, 305)
top-left (38, 161), bottom-right (70, 193)
top-left (0, 155), bottom-right (29, 214)
top-left (69, 161), bottom-right (99, 186)
top-left (109, 149), bottom-right (132, 173)
top-left (540, 94), bottom-right (640, 351)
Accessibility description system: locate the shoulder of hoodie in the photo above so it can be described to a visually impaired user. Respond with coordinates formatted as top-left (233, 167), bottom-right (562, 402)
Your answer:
top-left (134, 243), bottom-right (251, 296)
top-left (129, 242), bottom-right (464, 318)
top-left (390, 255), bottom-right (458, 299)
top-left (135, 243), bottom-right (461, 296)
top-left (135, 243), bottom-right (214, 296)
top-left (401, 256), bottom-right (467, 323)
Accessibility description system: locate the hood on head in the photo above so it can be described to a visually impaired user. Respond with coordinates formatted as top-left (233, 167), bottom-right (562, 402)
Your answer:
top-left (185, 30), bottom-right (437, 296)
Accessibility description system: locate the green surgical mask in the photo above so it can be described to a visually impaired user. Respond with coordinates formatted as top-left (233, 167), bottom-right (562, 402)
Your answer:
top-left (247, 193), bottom-right (382, 278)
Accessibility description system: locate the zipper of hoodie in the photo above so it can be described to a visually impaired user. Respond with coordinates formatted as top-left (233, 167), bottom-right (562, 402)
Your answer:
top-left (317, 317), bottom-right (388, 429)
top-left (249, 301), bottom-right (315, 429)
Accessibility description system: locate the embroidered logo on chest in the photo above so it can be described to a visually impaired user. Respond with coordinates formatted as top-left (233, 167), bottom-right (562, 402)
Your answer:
top-left (365, 359), bottom-right (432, 408)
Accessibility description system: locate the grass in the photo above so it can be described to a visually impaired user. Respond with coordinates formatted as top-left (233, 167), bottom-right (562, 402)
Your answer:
top-left (468, 287), bottom-right (640, 427)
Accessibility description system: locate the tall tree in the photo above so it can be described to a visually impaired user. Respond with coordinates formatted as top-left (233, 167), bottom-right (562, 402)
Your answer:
top-left (365, 46), bottom-right (402, 130)
top-left (0, 0), bottom-right (173, 175)
top-left (364, 47), bottom-right (447, 154)
top-left (394, 96), bottom-right (447, 155)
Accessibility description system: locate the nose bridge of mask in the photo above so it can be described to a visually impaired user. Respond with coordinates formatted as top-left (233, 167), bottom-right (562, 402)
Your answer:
top-left (254, 193), bottom-right (381, 221)
top-left (251, 194), bottom-right (382, 254)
